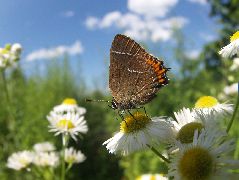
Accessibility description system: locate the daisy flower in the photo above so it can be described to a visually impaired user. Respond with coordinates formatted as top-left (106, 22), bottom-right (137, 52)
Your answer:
top-left (8, 43), bottom-right (22, 63)
top-left (168, 128), bottom-right (239, 180)
top-left (33, 142), bottom-right (55, 152)
top-left (223, 83), bottom-right (238, 96)
top-left (53, 98), bottom-right (86, 115)
top-left (33, 152), bottom-right (59, 167)
top-left (230, 57), bottom-right (239, 71)
top-left (169, 108), bottom-right (220, 145)
top-left (11, 43), bottom-right (22, 56)
top-left (64, 147), bottom-right (86, 164)
top-left (136, 174), bottom-right (168, 180)
top-left (194, 96), bottom-right (233, 117)
top-left (47, 112), bottom-right (88, 140)
top-left (0, 50), bottom-right (8, 68)
top-left (103, 112), bottom-right (174, 155)
top-left (7, 151), bottom-right (34, 171)
top-left (0, 43), bottom-right (22, 69)
top-left (219, 31), bottom-right (239, 58)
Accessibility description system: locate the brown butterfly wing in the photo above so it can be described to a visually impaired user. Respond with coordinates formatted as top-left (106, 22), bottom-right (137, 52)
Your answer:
top-left (109, 34), bottom-right (169, 109)
top-left (132, 52), bottom-right (169, 105)
top-left (109, 34), bottom-right (145, 104)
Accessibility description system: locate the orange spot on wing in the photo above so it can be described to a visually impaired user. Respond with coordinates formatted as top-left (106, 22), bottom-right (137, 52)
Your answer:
top-left (146, 58), bottom-right (167, 84)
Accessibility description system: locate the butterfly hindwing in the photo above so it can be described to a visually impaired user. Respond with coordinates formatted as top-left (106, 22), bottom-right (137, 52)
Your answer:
top-left (109, 34), bottom-right (169, 109)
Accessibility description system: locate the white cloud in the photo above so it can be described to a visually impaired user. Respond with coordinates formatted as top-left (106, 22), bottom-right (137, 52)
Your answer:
top-left (85, 17), bottom-right (99, 29)
top-left (85, 11), bottom-right (188, 42)
top-left (62, 10), bottom-right (75, 18)
top-left (99, 11), bottom-right (121, 28)
top-left (128, 0), bottom-right (178, 18)
top-left (26, 41), bottom-right (83, 61)
top-left (85, 0), bottom-right (187, 43)
top-left (188, 0), bottom-right (207, 5)
top-left (185, 49), bottom-right (201, 59)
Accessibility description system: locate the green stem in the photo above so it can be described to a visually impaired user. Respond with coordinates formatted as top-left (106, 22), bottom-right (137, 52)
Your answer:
top-left (1, 70), bottom-right (15, 128)
top-left (66, 163), bottom-right (73, 173)
top-left (61, 135), bottom-right (68, 180)
top-left (1, 70), bottom-right (10, 104)
top-left (49, 167), bottom-right (55, 180)
top-left (32, 166), bottom-right (45, 179)
top-left (227, 90), bottom-right (239, 133)
top-left (146, 144), bottom-right (170, 163)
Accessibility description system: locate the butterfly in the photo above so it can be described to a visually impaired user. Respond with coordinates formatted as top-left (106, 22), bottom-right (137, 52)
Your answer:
top-left (109, 34), bottom-right (169, 111)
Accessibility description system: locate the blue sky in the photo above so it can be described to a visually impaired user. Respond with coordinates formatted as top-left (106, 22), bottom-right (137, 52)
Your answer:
top-left (0, 0), bottom-right (219, 89)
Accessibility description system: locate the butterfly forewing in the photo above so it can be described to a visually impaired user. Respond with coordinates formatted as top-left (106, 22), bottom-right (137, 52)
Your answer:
top-left (109, 34), bottom-right (169, 110)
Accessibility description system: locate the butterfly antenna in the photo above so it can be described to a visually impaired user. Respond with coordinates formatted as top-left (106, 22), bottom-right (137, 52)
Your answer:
top-left (85, 99), bottom-right (110, 103)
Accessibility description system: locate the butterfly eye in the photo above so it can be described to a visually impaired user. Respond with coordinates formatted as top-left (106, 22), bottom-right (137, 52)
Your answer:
top-left (111, 100), bottom-right (118, 110)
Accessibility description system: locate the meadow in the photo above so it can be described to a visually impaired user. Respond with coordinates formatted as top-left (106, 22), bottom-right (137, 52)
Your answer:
top-left (0, 32), bottom-right (239, 179)
top-left (1, 1), bottom-right (239, 179)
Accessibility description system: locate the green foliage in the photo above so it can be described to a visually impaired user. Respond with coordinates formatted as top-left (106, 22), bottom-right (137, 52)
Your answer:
top-left (121, 150), bottom-right (168, 180)
top-left (0, 58), bottom-right (123, 179)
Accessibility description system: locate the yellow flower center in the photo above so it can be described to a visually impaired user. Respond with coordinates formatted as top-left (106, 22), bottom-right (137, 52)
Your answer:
top-left (62, 98), bottom-right (77, 105)
top-left (136, 177), bottom-right (141, 180)
top-left (0, 48), bottom-right (9, 54)
top-left (195, 96), bottom-right (218, 108)
top-left (230, 31), bottom-right (239, 42)
top-left (120, 112), bottom-right (151, 133)
top-left (177, 122), bottom-right (204, 144)
top-left (19, 158), bottom-right (29, 166)
top-left (179, 147), bottom-right (213, 180)
top-left (149, 175), bottom-right (156, 180)
top-left (66, 156), bottom-right (76, 163)
top-left (57, 119), bottom-right (75, 129)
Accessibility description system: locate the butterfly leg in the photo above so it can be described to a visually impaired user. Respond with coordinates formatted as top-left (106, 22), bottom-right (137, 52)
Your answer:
top-left (118, 110), bottom-right (124, 120)
top-left (135, 106), bottom-right (148, 117)
top-left (142, 106), bottom-right (148, 117)
top-left (127, 110), bottom-right (137, 120)
top-left (118, 110), bottom-right (128, 127)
